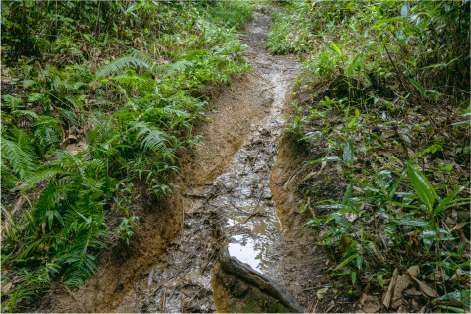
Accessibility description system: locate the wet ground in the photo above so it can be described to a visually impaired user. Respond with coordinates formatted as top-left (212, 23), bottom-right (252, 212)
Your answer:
top-left (39, 9), bottom-right (338, 313)
top-left (113, 11), bottom-right (305, 312)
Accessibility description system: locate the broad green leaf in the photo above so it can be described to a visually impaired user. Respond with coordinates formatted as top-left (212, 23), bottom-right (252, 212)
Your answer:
top-left (343, 140), bottom-right (354, 166)
top-left (422, 228), bottom-right (436, 250)
top-left (435, 289), bottom-right (471, 310)
top-left (397, 218), bottom-right (429, 227)
top-left (406, 163), bottom-right (437, 214)
top-left (351, 271), bottom-right (357, 285)
top-left (348, 116), bottom-right (357, 129)
top-left (436, 305), bottom-right (465, 313)
top-left (328, 42), bottom-right (344, 59)
top-left (408, 78), bottom-right (427, 97)
top-left (435, 187), bottom-right (464, 216)
top-left (334, 254), bottom-right (356, 271)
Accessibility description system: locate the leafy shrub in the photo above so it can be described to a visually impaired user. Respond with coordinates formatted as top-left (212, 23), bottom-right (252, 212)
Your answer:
top-left (1, 1), bottom-right (252, 311)
top-left (277, 0), bottom-right (470, 311)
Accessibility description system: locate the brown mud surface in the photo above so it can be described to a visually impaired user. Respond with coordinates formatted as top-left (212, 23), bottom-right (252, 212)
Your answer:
top-left (37, 10), bottom-right (342, 313)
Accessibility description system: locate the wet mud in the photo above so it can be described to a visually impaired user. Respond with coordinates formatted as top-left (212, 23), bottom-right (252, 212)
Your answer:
top-left (39, 10), bottom-right (332, 313)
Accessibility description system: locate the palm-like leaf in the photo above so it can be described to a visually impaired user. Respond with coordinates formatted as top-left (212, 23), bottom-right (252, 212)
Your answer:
top-left (1, 136), bottom-right (36, 180)
top-left (130, 121), bottom-right (169, 153)
top-left (96, 50), bottom-right (159, 78)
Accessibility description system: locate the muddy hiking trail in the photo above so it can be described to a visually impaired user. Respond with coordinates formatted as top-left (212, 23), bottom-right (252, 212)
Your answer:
top-left (39, 10), bottom-right (342, 313)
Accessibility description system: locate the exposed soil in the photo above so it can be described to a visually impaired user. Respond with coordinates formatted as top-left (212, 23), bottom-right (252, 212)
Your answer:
top-left (38, 9), bottom-right (340, 313)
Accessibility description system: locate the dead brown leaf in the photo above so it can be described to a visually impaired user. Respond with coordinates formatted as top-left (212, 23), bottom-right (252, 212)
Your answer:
top-left (382, 268), bottom-right (399, 308)
top-left (404, 287), bottom-right (422, 296)
top-left (406, 265), bottom-right (437, 297)
top-left (360, 293), bottom-right (380, 313)
top-left (363, 302), bottom-right (380, 313)
top-left (398, 304), bottom-right (408, 313)
top-left (412, 277), bottom-right (438, 297)
top-left (66, 141), bottom-right (88, 155)
top-left (391, 274), bottom-right (412, 309)
top-left (407, 265), bottom-right (420, 278)
top-left (2, 281), bottom-right (12, 293)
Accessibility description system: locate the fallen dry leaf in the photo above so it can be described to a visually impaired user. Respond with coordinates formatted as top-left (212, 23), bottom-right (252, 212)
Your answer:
top-left (2, 281), bottom-right (12, 293)
top-left (398, 304), bottom-right (408, 313)
top-left (382, 268), bottom-right (399, 308)
top-left (412, 277), bottom-right (438, 297)
top-left (391, 274), bottom-right (412, 309)
top-left (404, 287), bottom-right (422, 296)
top-left (362, 302), bottom-right (380, 313)
top-left (406, 265), bottom-right (437, 297)
top-left (66, 141), bottom-right (88, 155)
top-left (360, 293), bottom-right (380, 313)
top-left (407, 265), bottom-right (420, 277)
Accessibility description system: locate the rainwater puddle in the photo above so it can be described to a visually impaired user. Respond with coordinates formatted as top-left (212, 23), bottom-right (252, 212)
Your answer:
top-left (228, 235), bottom-right (260, 271)
top-left (109, 11), bottom-right (302, 313)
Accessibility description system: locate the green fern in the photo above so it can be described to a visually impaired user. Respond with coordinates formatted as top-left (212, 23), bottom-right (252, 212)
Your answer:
top-left (12, 109), bottom-right (39, 121)
top-left (110, 74), bottom-right (156, 93)
top-left (2, 95), bottom-right (23, 109)
top-left (17, 167), bottom-right (64, 191)
top-left (96, 50), bottom-right (159, 78)
top-left (1, 0), bottom-right (254, 310)
top-left (2, 268), bottom-right (50, 312)
top-left (1, 136), bottom-right (36, 180)
top-left (33, 116), bottom-right (63, 153)
top-left (33, 182), bottom-right (66, 229)
top-left (130, 120), bottom-right (169, 153)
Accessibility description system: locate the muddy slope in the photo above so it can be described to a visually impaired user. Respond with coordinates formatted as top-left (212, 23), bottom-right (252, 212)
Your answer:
top-left (112, 11), bottom-right (304, 313)
top-left (40, 10), bottom-right (331, 313)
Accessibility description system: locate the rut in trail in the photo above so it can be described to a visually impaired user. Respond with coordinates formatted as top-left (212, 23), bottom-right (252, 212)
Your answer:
top-left (41, 10), bottom-right (329, 313)
top-left (114, 11), bottom-right (315, 312)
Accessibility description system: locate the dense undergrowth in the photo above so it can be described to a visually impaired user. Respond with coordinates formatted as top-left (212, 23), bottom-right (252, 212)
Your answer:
top-left (269, 1), bottom-right (470, 312)
top-left (1, 1), bottom-right (253, 311)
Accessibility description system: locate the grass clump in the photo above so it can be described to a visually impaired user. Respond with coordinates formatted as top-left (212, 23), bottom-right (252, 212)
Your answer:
top-left (270, 1), bottom-right (470, 312)
top-left (1, 1), bottom-right (253, 311)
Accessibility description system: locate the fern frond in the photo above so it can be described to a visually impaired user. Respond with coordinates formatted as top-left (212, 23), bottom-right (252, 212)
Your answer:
top-left (1, 136), bottom-right (36, 180)
top-left (11, 127), bottom-right (35, 155)
top-left (32, 181), bottom-right (67, 227)
top-left (110, 74), bottom-right (156, 93)
top-left (84, 159), bottom-right (106, 177)
top-left (130, 121), bottom-right (169, 152)
top-left (62, 253), bottom-right (97, 288)
top-left (96, 50), bottom-right (158, 78)
top-left (2, 95), bottom-right (23, 109)
top-left (12, 109), bottom-right (39, 120)
top-left (17, 167), bottom-right (64, 191)
top-left (163, 60), bottom-right (194, 75)
top-left (33, 116), bottom-right (63, 152)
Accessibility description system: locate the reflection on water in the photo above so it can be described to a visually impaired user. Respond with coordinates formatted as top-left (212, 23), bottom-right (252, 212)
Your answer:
top-left (208, 67), bottom-right (299, 282)
top-left (228, 235), bottom-right (261, 271)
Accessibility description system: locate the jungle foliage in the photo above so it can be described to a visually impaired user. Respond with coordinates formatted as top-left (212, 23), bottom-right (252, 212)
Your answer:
top-left (268, 1), bottom-right (470, 312)
top-left (1, 0), bottom-right (253, 311)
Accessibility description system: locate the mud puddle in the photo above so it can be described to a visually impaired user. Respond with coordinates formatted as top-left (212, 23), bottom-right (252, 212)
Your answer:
top-left (40, 10), bottom-right (332, 313)
top-left (111, 10), bottom-right (303, 312)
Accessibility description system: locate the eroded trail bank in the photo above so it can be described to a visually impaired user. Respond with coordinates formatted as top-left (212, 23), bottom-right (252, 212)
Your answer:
top-left (114, 11), bottom-right (306, 312)
top-left (41, 10), bottom-right (329, 313)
